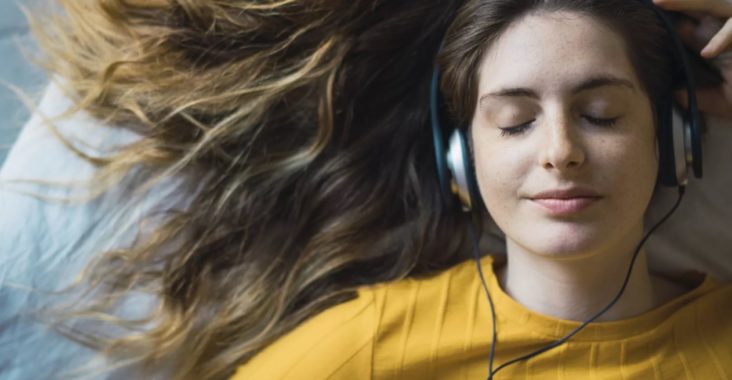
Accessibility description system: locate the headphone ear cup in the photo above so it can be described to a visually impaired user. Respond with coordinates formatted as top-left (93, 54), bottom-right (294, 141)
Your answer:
top-left (432, 120), bottom-right (454, 209)
top-left (656, 97), bottom-right (682, 187)
top-left (430, 66), bottom-right (459, 211)
top-left (446, 129), bottom-right (481, 212)
top-left (645, 2), bottom-right (703, 185)
top-left (430, 65), bottom-right (482, 213)
top-left (657, 95), bottom-right (699, 187)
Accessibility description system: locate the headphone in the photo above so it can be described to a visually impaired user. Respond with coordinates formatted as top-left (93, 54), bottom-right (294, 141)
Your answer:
top-left (431, 0), bottom-right (704, 213)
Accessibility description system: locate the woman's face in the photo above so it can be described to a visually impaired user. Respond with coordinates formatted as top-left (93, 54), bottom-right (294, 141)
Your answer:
top-left (471, 11), bottom-right (658, 257)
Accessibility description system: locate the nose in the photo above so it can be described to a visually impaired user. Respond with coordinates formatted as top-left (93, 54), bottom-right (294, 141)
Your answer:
top-left (539, 116), bottom-right (585, 172)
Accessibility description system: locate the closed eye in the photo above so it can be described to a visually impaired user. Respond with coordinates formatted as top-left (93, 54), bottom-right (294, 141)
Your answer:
top-left (499, 116), bottom-right (619, 137)
top-left (499, 120), bottom-right (534, 137)
top-left (584, 115), bottom-right (619, 127)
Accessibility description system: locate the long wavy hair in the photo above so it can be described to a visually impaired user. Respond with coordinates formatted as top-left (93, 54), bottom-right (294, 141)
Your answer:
top-left (28, 0), bottom-right (675, 379)
top-left (30, 1), bottom-right (476, 379)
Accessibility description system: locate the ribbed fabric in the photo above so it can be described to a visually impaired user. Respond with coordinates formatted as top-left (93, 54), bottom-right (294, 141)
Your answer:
top-left (231, 256), bottom-right (732, 379)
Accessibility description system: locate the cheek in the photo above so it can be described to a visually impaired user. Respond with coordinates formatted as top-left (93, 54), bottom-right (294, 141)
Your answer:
top-left (472, 138), bottom-right (527, 213)
top-left (632, 143), bottom-right (659, 192)
top-left (596, 134), bottom-right (658, 199)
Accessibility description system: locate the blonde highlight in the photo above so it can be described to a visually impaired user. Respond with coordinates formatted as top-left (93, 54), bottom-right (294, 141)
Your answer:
top-left (28, 1), bottom-right (478, 379)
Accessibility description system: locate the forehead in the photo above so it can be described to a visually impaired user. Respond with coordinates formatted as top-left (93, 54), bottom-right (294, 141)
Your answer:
top-left (478, 11), bottom-right (639, 95)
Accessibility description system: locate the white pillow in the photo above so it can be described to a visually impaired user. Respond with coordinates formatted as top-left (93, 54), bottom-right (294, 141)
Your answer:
top-left (0, 82), bottom-right (183, 379)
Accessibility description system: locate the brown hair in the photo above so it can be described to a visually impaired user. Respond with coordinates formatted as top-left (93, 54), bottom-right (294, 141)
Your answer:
top-left (30, 1), bottom-right (477, 379)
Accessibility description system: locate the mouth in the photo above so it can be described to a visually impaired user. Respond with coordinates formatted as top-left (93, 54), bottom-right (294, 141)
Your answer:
top-left (528, 187), bottom-right (602, 216)
top-left (530, 197), bottom-right (601, 216)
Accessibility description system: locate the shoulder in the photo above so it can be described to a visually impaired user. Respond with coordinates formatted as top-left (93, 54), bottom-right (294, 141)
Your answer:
top-left (674, 279), bottom-right (732, 372)
top-left (670, 277), bottom-right (732, 344)
top-left (231, 258), bottom-right (483, 380)
top-left (231, 290), bottom-right (377, 380)
top-left (694, 279), bottom-right (732, 324)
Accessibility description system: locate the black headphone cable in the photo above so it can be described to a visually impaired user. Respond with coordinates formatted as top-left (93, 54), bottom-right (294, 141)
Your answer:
top-left (468, 185), bottom-right (686, 379)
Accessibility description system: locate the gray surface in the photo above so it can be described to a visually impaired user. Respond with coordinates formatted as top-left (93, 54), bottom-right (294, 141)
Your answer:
top-left (0, 0), bottom-right (47, 166)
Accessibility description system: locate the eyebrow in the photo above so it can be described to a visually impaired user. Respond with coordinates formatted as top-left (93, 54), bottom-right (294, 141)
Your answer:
top-left (479, 75), bottom-right (636, 103)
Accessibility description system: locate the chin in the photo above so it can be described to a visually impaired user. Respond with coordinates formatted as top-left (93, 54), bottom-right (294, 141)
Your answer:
top-left (511, 223), bottom-right (610, 258)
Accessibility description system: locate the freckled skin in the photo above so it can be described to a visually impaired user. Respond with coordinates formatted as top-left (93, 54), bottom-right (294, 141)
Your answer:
top-left (472, 12), bottom-right (658, 258)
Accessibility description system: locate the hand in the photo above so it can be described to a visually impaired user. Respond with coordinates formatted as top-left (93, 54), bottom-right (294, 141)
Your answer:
top-left (653, 0), bottom-right (732, 119)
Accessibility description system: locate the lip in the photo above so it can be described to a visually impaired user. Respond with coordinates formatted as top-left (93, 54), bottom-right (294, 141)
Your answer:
top-left (529, 187), bottom-right (602, 216)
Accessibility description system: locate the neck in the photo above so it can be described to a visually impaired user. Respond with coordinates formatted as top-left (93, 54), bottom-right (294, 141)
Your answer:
top-left (497, 226), bottom-right (660, 322)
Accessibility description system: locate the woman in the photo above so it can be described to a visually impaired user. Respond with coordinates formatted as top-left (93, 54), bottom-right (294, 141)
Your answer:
top-left (3, 0), bottom-right (730, 379)
top-left (234, 0), bottom-right (732, 378)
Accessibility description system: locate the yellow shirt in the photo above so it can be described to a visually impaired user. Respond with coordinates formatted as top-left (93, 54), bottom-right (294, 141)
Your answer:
top-left (232, 256), bottom-right (732, 379)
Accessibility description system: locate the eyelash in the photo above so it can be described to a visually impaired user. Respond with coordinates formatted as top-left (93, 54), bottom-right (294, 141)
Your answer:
top-left (499, 116), bottom-right (619, 137)
top-left (499, 122), bottom-right (532, 137)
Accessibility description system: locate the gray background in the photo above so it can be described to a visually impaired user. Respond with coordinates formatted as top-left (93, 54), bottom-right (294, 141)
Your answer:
top-left (0, 0), bottom-right (47, 166)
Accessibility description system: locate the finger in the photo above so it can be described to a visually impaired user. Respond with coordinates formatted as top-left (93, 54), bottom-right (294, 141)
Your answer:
top-left (701, 18), bottom-right (732, 57)
top-left (653, 0), bottom-right (732, 18)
